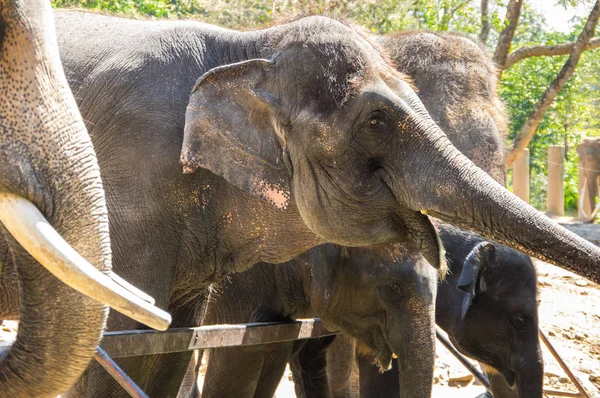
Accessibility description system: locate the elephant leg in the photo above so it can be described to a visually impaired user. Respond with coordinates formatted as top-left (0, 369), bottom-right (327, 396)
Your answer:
top-left (202, 345), bottom-right (266, 398)
top-left (358, 354), bottom-right (399, 398)
top-left (326, 334), bottom-right (357, 398)
top-left (291, 335), bottom-right (336, 398)
top-left (253, 342), bottom-right (295, 398)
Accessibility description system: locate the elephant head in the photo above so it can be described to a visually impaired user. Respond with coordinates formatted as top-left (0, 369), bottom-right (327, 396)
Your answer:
top-left (437, 226), bottom-right (543, 398)
top-left (181, 16), bottom-right (600, 283)
top-left (0, 1), bottom-right (169, 396)
top-left (308, 244), bottom-right (438, 398)
top-left (577, 137), bottom-right (600, 222)
top-left (378, 30), bottom-right (508, 185)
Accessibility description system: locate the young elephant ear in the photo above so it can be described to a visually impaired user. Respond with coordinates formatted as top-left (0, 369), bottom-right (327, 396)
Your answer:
top-left (180, 59), bottom-right (292, 210)
top-left (458, 242), bottom-right (495, 318)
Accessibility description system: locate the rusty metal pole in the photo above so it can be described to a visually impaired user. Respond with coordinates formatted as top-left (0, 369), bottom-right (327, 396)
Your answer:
top-left (94, 347), bottom-right (149, 398)
top-left (547, 146), bottom-right (565, 216)
top-left (513, 148), bottom-right (530, 203)
top-left (435, 327), bottom-right (491, 390)
top-left (540, 331), bottom-right (590, 398)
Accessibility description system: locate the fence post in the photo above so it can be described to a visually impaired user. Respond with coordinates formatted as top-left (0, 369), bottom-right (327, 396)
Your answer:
top-left (547, 146), bottom-right (565, 217)
top-left (513, 149), bottom-right (530, 203)
top-left (578, 159), bottom-right (593, 220)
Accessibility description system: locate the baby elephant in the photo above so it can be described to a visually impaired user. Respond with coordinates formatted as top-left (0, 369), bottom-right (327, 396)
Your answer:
top-left (197, 243), bottom-right (439, 398)
top-left (346, 224), bottom-right (542, 398)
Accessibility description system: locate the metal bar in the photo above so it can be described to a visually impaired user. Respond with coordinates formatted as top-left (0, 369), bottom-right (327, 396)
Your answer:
top-left (540, 331), bottom-right (590, 398)
top-left (100, 318), bottom-right (337, 358)
top-left (543, 389), bottom-right (583, 397)
top-left (435, 327), bottom-right (491, 390)
top-left (93, 347), bottom-right (149, 398)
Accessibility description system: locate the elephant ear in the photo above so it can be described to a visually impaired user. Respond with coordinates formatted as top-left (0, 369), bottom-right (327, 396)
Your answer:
top-left (457, 242), bottom-right (495, 319)
top-left (181, 59), bottom-right (292, 210)
top-left (404, 211), bottom-right (446, 271)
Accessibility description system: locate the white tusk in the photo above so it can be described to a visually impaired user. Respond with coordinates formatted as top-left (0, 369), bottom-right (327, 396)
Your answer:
top-left (0, 193), bottom-right (171, 331)
top-left (109, 272), bottom-right (156, 305)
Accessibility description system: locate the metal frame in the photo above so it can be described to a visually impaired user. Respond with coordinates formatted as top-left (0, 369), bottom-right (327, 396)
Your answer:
top-left (88, 320), bottom-right (591, 398)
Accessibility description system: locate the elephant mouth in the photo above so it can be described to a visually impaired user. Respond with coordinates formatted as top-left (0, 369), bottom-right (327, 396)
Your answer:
top-left (355, 334), bottom-right (393, 372)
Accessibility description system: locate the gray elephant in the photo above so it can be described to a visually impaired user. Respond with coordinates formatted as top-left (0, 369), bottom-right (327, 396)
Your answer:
top-left (0, 1), bottom-right (170, 397)
top-left (197, 243), bottom-right (437, 398)
top-left (197, 30), bottom-right (514, 398)
top-left (577, 137), bottom-right (600, 222)
top-left (348, 224), bottom-right (542, 398)
top-left (53, 11), bottom-right (600, 397)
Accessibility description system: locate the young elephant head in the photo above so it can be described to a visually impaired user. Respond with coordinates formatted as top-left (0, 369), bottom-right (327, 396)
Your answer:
top-left (437, 226), bottom-right (542, 398)
top-left (0, 1), bottom-right (168, 395)
top-left (308, 244), bottom-right (438, 398)
top-left (181, 16), bottom-right (600, 282)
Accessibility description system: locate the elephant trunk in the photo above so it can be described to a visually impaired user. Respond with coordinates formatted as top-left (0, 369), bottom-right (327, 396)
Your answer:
top-left (579, 175), bottom-right (600, 223)
top-left (0, 2), bottom-right (110, 393)
top-left (391, 96), bottom-right (600, 282)
top-left (391, 301), bottom-right (436, 398)
top-left (0, 1), bottom-right (168, 396)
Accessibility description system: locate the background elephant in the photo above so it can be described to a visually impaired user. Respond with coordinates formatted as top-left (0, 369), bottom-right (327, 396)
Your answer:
top-left (198, 243), bottom-right (437, 398)
top-left (54, 11), bottom-right (599, 397)
top-left (577, 137), bottom-right (600, 222)
top-left (377, 31), bottom-right (507, 185)
top-left (349, 224), bottom-right (542, 398)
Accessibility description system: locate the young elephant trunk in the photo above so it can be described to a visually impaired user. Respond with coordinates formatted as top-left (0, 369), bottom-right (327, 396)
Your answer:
top-left (394, 323), bottom-right (435, 398)
top-left (393, 92), bottom-right (600, 282)
top-left (390, 297), bottom-right (436, 398)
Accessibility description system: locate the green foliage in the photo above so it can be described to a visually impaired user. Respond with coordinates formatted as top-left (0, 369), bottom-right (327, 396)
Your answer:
top-left (502, 27), bottom-right (600, 214)
top-left (53, 0), bottom-right (600, 215)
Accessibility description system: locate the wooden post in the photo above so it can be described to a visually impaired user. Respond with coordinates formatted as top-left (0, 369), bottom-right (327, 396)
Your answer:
top-left (547, 146), bottom-right (565, 216)
top-left (578, 159), bottom-right (593, 220)
top-left (513, 148), bottom-right (530, 203)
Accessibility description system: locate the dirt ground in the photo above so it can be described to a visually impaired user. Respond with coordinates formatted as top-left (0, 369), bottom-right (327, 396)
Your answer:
top-left (1, 257), bottom-right (599, 397)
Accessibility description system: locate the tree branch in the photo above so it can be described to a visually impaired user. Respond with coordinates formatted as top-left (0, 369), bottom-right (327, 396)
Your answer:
top-left (506, 0), bottom-right (600, 167)
top-left (449, 0), bottom-right (472, 17)
top-left (504, 37), bottom-right (600, 68)
top-left (479, 0), bottom-right (490, 44)
top-left (493, 0), bottom-right (523, 69)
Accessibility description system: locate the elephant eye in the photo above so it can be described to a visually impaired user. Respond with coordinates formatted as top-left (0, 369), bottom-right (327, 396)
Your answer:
top-left (510, 314), bottom-right (528, 330)
top-left (391, 283), bottom-right (403, 294)
top-left (365, 111), bottom-right (387, 130)
top-left (378, 283), bottom-right (406, 304)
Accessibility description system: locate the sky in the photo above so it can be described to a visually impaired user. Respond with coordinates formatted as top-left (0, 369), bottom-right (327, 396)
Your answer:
top-left (526, 0), bottom-right (591, 32)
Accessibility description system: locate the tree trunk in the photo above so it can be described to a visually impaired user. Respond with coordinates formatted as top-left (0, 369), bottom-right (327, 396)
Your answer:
top-left (506, 0), bottom-right (600, 167)
top-left (479, 0), bottom-right (490, 44)
top-left (493, 0), bottom-right (523, 69)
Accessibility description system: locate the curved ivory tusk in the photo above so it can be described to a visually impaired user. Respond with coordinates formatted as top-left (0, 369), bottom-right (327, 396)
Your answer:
top-left (109, 272), bottom-right (156, 305)
top-left (0, 193), bottom-right (171, 331)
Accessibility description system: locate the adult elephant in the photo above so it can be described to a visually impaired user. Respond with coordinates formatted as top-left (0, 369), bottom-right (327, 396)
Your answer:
top-left (55, 12), bottom-right (600, 397)
top-left (0, 1), bottom-right (169, 397)
top-left (577, 137), bottom-right (600, 222)
top-left (199, 30), bottom-right (517, 398)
